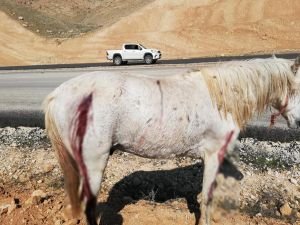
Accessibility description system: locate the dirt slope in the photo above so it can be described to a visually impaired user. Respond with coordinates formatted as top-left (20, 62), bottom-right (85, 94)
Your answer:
top-left (1, 0), bottom-right (300, 66)
top-left (0, 0), bottom-right (153, 38)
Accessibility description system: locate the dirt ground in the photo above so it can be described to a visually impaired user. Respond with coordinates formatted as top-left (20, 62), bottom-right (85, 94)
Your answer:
top-left (0, 128), bottom-right (299, 225)
top-left (0, 0), bottom-right (300, 66)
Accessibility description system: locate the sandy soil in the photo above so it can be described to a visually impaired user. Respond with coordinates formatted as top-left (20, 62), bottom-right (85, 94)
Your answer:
top-left (0, 147), bottom-right (298, 225)
top-left (0, 0), bottom-right (300, 66)
top-left (0, 127), bottom-right (299, 225)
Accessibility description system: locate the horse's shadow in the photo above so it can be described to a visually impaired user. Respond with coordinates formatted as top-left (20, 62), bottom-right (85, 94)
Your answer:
top-left (96, 159), bottom-right (243, 225)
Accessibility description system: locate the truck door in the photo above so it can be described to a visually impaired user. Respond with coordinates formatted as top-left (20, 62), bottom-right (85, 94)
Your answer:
top-left (123, 44), bottom-right (135, 60)
top-left (136, 45), bottom-right (145, 59)
top-left (123, 44), bottom-right (141, 60)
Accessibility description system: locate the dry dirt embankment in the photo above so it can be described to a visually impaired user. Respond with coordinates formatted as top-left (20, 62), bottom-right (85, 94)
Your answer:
top-left (0, 0), bottom-right (300, 66)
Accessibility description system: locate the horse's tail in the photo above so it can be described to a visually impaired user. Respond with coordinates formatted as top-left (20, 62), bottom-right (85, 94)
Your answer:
top-left (43, 93), bottom-right (82, 216)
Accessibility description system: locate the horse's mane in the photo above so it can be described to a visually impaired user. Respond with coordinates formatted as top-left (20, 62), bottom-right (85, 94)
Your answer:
top-left (201, 58), bottom-right (296, 128)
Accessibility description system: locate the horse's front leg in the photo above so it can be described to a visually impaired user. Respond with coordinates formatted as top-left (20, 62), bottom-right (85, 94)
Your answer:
top-left (200, 151), bottom-right (219, 225)
top-left (199, 130), bottom-right (235, 225)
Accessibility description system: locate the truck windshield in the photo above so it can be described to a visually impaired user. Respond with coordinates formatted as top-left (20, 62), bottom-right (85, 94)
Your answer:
top-left (139, 44), bottom-right (146, 49)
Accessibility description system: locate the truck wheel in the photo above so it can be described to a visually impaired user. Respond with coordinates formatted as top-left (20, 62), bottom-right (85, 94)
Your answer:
top-left (113, 55), bottom-right (122, 66)
top-left (144, 54), bottom-right (153, 64)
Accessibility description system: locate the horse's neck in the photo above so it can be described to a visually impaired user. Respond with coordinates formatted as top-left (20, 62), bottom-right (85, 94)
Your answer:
top-left (201, 67), bottom-right (286, 128)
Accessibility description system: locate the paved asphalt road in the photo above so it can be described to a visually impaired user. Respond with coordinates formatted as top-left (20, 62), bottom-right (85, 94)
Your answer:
top-left (0, 64), bottom-right (195, 127)
top-left (0, 64), bottom-right (195, 111)
top-left (0, 58), bottom-right (299, 141)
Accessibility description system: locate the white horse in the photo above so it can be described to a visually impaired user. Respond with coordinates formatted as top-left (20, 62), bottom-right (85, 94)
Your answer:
top-left (44, 57), bottom-right (300, 225)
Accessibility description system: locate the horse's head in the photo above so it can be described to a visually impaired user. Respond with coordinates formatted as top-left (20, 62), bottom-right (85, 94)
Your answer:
top-left (273, 56), bottom-right (300, 128)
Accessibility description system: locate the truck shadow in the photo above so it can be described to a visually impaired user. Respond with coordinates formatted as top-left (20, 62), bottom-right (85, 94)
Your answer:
top-left (96, 159), bottom-right (243, 225)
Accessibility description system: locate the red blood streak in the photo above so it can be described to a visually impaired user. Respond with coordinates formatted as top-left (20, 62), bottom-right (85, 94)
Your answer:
top-left (270, 96), bottom-right (288, 127)
top-left (217, 131), bottom-right (234, 164)
top-left (207, 130), bottom-right (234, 202)
top-left (70, 93), bottom-right (93, 201)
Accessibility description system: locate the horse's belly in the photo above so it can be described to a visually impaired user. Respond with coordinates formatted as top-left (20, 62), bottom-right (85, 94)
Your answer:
top-left (114, 112), bottom-right (210, 159)
top-left (116, 132), bottom-right (206, 159)
top-left (113, 75), bottom-right (215, 158)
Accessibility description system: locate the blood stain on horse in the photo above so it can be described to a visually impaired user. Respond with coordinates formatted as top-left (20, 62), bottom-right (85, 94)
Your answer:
top-left (71, 93), bottom-right (94, 201)
top-left (156, 80), bottom-right (164, 122)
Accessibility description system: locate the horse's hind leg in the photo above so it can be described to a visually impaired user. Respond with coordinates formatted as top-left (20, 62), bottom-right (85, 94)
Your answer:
top-left (54, 135), bottom-right (110, 225)
top-left (81, 133), bottom-right (111, 225)
top-left (84, 151), bottom-right (110, 225)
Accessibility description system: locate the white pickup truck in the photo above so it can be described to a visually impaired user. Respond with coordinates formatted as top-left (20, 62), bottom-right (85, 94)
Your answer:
top-left (106, 43), bottom-right (161, 65)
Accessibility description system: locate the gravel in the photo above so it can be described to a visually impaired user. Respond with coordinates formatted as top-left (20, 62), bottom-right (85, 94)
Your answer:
top-left (0, 127), bottom-right (49, 149)
top-left (239, 138), bottom-right (300, 169)
top-left (0, 127), bottom-right (299, 170)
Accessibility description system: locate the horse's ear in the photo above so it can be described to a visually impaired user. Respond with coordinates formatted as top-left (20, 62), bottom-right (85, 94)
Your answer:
top-left (291, 56), bottom-right (300, 75)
